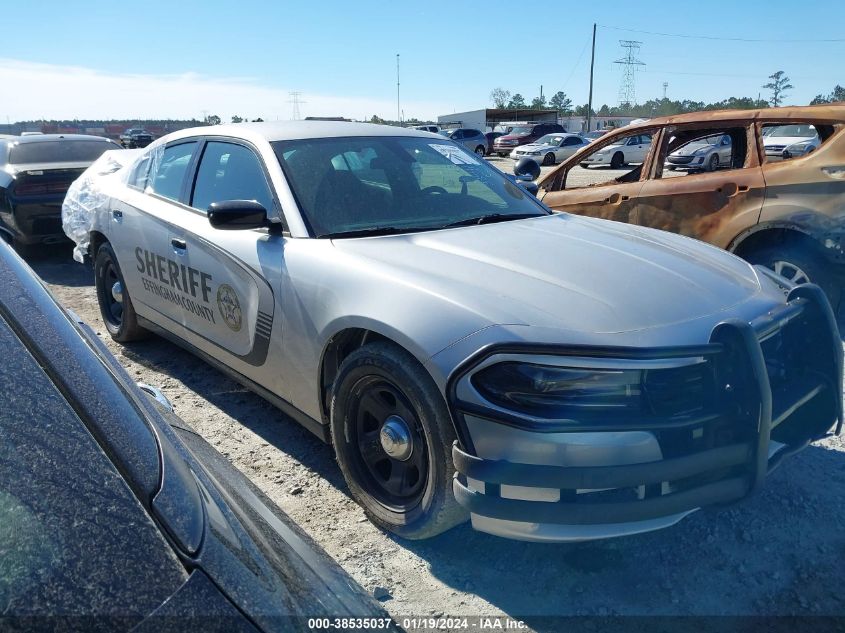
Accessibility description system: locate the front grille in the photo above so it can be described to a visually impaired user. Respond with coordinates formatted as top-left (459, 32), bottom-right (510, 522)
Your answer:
top-left (668, 155), bottom-right (694, 164)
top-left (766, 145), bottom-right (785, 152)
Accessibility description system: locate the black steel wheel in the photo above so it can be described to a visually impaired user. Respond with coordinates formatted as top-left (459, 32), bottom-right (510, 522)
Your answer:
top-left (330, 342), bottom-right (467, 539)
top-left (95, 242), bottom-right (147, 342)
top-left (543, 152), bottom-right (556, 166)
top-left (349, 376), bottom-right (428, 510)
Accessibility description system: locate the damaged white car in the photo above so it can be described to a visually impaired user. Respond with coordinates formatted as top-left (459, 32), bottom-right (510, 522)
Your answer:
top-left (63, 121), bottom-right (842, 542)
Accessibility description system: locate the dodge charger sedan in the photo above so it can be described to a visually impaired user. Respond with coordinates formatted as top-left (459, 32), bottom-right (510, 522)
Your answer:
top-left (68, 121), bottom-right (842, 542)
top-left (0, 134), bottom-right (122, 254)
top-left (0, 241), bottom-right (397, 630)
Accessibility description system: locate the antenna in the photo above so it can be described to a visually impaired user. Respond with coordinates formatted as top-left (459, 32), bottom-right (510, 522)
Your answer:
top-left (396, 54), bottom-right (401, 123)
top-left (287, 91), bottom-right (306, 120)
top-left (614, 40), bottom-right (645, 107)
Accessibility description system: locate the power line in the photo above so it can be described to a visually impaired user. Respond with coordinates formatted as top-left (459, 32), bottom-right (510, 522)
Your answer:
top-left (598, 24), bottom-right (845, 43)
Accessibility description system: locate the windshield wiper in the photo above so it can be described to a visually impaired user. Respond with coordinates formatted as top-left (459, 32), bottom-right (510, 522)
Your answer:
top-left (318, 225), bottom-right (433, 239)
top-left (440, 213), bottom-right (547, 229)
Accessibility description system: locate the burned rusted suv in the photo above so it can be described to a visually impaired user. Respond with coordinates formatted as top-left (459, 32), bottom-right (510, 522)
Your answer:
top-left (538, 105), bottom-right (845, 310)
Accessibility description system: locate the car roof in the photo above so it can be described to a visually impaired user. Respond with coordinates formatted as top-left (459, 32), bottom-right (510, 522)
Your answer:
top-left (5, 133), bottom-right (116, 144)
top-left (162, 120), bottom-right (436, 146)
top-left (621, 104), bottom-right (845, 132)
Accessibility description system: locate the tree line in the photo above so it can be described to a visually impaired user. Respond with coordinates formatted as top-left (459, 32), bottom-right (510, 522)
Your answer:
top-left (490, 71), bottom-right (844, 119)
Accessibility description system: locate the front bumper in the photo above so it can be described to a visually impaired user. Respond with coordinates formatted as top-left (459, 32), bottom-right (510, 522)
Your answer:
top-left (449, 285), bottom-right (842, 541)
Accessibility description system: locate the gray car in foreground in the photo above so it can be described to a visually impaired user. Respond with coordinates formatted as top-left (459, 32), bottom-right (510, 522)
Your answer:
top-left (73, 121), bottom-right (842, 543)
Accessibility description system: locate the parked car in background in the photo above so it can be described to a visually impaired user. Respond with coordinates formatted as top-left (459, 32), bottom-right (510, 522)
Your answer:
top-left (0, 134), bottom-right (122, 254)
top-left (579, 133), bottom-right (652, 169)
top-left (493, 122), bottom-right (565, 157)
top-left (538, 105), bottom-right (845, 310)
top-left (71, 121), bottom-right (841, 543)
top-left (120, 127), bottom-right (155, 148)
top-left (414, 124), bottom-right (440, 134)
top-left (584, 129), bottom-right (608, 142)
top-left (440, 127), bottom-right (488, 155)
top-left (0, 241), bottom-right (397, 631)
top-left (763, 123), bottom-right (819, 161)
top-left (485, 131), bottom-right (504, 153)
top-left (666, 133), bottom-right (732, 172)
top-left (510, 133), bottom-right (589, 165)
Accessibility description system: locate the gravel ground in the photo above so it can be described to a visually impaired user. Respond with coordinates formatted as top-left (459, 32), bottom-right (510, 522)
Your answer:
top-left (28, 223), bottom-right (845, 631)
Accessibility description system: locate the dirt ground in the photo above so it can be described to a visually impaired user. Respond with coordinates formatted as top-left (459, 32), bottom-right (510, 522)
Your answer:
top-left (29, 235), bottom-right (845, 631)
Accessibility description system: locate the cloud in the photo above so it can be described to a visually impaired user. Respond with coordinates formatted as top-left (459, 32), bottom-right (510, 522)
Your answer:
top-left (0, 58), bottom-right (452, 122)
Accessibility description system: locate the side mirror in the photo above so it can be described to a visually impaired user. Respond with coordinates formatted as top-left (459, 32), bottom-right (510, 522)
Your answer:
top-left (208, 200), bottom-right (269, 230)
top-left (514, 156), bottom-right (541, 181)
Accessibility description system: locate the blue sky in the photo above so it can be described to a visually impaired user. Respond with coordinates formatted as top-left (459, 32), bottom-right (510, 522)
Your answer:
top-left (2, 0), bottom-right (843, 122)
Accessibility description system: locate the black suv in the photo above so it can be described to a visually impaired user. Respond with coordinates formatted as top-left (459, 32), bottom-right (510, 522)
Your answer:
top-left (120, 128), bottom-right (154, 148)
top-left (0, 242), bottom-right (397, 632)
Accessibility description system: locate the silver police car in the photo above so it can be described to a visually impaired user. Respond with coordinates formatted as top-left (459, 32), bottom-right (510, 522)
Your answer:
top-left (82, 122), bottom-right (842, 542)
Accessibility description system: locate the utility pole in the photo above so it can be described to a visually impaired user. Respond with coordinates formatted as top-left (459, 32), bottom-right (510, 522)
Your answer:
top-left (614, 40), bottom-right (645, 108)
top-left (396, 54), bottom-right (401, 123)
top-left (587, 23), bottom-right (596, 133)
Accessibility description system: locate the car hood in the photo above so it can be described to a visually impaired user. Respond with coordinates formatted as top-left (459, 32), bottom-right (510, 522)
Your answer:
top-left (515, 142), bottom-right (555, 152)
top-left (332, 214), bottom-right (764, 334)
top-left (764, 135), bottom-right (817, 146)
top-left (671, 142), bottom-right (715, 157)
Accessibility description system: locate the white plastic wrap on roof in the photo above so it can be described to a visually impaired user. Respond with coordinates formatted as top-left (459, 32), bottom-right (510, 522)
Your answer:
top-left (62, 149), bottom-right (142, 263)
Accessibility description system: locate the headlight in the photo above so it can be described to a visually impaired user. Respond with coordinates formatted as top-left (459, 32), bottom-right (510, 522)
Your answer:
top-left (694, 147), bottom-right (710, 155)
top-left (471, 360), bottom-right (711, 418)
top-left (528, 151), bottom-right (542, 156)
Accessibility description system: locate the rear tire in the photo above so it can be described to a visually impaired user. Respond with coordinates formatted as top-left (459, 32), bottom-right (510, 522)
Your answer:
top-left (330, 342), bottom-right (467, 540)
top-left (579, 162), bottom-right (590, 169)
top-left (95, 242), bottom-right (148, 342)
top-left (745, 242), bottom-right (841, 310)
top-left (610, 152), bottom-right (624, 169)
top-left (474, 146), bottom-right (486, 157)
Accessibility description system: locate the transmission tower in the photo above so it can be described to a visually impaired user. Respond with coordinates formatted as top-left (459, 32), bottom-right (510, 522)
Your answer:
top-left (614, 40), bottom-right (645, 107)
top-left (287, 91), bottom-right (306, 120)
top-left (662, 82), bottom-right (669, 100)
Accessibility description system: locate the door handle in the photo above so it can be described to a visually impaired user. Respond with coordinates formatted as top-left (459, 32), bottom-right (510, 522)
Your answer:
top-left (717, 183), bottom-right (742, 197)
top-left (171, 238), bottom-right (187, 251)
top-left (604, 193), bottom-right (627, 204)
top-left (111, 209), bottom-right (123, 220)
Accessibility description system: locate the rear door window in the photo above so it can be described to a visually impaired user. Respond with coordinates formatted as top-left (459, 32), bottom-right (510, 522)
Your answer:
top-left (149, 141), bottom-right (197, 202)
top-left (761, 122), bottom-right (831, 162)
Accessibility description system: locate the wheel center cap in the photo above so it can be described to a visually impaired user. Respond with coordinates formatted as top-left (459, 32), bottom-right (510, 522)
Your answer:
top-left (111, 281), bottom-right (123, 303)
top-left (380, 415), bottom-right (413, 461)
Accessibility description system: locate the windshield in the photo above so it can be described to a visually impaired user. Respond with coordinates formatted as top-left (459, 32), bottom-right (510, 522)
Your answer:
top-left (509, 126), bottom-right (533, 135)
top-left (273, 136), bottom-right (548, 237)
top-left (536, 135), bottom-right (563, 145)
top-left (9, 140), bottom-right (119, 164)
top-left (765, 124), bottom-right (817, 138)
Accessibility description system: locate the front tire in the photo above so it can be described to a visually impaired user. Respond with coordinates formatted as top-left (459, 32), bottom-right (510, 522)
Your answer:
top-left (707, 153), bottom-right (719, 172)
top-left (610, 152), bottom-right (624, 169)
top-left (542, 152), bottom-right (556, 166)
top-left (95, 242), bottom-right (148, 342)
top-left (330, 342), bottom-right (467, 539)
top-left (474, 146), bottom-right (486, 157)
top-left (745, 242), bottom-right (841, 310)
